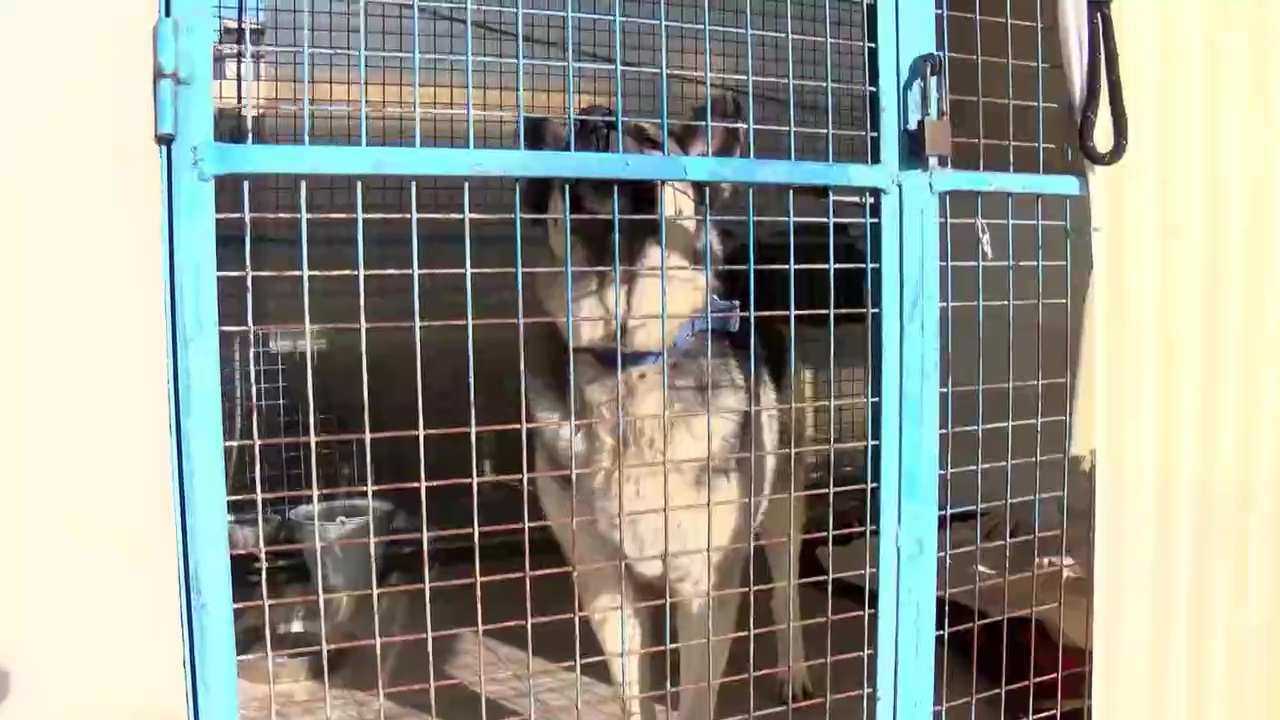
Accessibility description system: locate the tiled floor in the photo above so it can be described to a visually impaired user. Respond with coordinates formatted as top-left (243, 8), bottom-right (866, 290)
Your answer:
top-left (238, 550), bottom-right (1004, 720)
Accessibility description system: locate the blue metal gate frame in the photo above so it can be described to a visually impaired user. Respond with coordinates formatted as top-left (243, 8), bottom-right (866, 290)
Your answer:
top-left (156, 1), bottom-right (1085, 718)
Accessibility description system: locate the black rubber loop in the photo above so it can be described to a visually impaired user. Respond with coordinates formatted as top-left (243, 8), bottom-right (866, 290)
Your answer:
top-left (1079, 0), bottom-right (1128, 166)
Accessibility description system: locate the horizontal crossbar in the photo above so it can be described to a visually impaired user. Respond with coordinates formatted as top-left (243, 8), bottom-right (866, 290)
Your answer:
top-left (206, 143), bottom-right (896, 189)
top-left (204, 143), bottom-right (1084, 197)
top-left (930, 169), bottom-right (1085, 196)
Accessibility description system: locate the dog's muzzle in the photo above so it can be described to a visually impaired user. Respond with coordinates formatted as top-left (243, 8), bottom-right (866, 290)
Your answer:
top-left (568, 105), bottom-right (619, 153)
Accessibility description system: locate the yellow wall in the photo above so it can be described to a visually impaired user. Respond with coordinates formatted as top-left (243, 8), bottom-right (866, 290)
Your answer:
top-left (1088, 1), bottom-right (1280, 717)
top-left (3, 1), bottom-right (1276, 719)
top-left (4, 0), bottom-right (189, 718)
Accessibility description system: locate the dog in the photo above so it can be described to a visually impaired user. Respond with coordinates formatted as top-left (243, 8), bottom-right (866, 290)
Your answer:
top-left (719, 226), bottom-right (872, 499)
top-left (519, 95), bottom-right (815, 720)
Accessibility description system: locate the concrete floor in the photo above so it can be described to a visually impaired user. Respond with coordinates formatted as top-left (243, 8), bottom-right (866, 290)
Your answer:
top-left (237, 551), bottom-right (1005, 720)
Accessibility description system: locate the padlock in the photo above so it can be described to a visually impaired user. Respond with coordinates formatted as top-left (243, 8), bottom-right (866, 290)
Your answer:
top-left (915, 54), bottom-right (953, 159)
top-left (921, 114), bottom-right (953, 158)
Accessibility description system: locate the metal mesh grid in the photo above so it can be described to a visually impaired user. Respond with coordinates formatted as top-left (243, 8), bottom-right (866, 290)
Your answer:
top-left (214, 0), bottom-right (874, 163)
top-left (936, 0), bottom-right (1074, 174)
top-left (223, 328), bottom-right (369, 520)
top-left (202, 1), bottom-right (1092, 719)
top-left (937, 192), bottom-right (1091, 719)
top-left (218, 169), bottom-right (882, 717)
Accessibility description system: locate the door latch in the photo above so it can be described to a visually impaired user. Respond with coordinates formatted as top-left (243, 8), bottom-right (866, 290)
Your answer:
top-left (912, 53), bottom-right (952, 160)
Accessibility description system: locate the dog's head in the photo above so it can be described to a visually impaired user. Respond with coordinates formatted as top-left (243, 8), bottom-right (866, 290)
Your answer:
top-left (519, 95), bottom-right (745, 351)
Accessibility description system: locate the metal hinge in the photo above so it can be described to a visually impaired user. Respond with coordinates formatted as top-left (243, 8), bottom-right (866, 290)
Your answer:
top-left (154, 17), bottom-right (178, 144)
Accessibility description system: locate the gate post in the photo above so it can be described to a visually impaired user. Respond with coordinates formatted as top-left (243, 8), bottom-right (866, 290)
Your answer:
top-left (162, 4), bottom-right (239, 718)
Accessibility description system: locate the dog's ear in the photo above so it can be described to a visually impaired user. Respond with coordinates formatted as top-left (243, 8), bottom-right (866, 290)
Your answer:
top-left (522, 116), bottom-right (567, 152)
top-left (672, 94), bottom-right (744, 158)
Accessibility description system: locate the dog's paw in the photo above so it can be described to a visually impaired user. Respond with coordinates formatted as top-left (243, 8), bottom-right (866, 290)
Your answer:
top-left (619, 696), bottom-right (645, 720)
top-left (777, 667), bottom-right (816, 704)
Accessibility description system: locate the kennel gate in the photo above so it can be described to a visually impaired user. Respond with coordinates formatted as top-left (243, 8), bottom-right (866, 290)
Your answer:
top-left (160, 0), bottom-right (1087, 717)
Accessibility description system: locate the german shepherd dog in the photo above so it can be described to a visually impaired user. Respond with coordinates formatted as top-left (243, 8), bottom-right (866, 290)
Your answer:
top-left (519, 95), bottom-right (814, 720)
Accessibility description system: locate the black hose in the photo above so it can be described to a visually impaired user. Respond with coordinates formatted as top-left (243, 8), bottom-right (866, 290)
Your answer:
top-left (1079, 0), bottom-right (1128, 166)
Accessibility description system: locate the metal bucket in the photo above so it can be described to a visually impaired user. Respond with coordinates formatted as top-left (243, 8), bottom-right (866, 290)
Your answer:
top-left (288, 498), bottom-right (396, 624)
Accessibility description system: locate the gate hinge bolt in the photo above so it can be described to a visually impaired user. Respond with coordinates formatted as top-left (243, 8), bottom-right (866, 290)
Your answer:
top-left (154, 17), bottom-right (179, 145)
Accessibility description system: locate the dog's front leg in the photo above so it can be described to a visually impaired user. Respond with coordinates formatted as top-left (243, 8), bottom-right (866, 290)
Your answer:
top-left (577, 560), bottom-right (647, 720)
top-left (758, 384), bottom-right (816, 704)
top-left (761, 485), bottom-right (815, 703)
top-left (674, 552), bottom-right (744, 720)
top-left (535, 472), bottom-right (647, 720)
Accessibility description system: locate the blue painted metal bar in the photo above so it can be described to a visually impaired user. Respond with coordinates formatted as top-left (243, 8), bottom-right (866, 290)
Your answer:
top-left (930, 168), bottom-right (1085, 196)
top-left (207, 142), bottom-right (1081, 194)
top-left (895, 171), bottom-right (942, 720)
top-left (884, 1), bottom-right (942, 719)
top-left (872, 0), bottom-right (904, 716)
top-left (205, 143), bottom-right (896, 188)
top-left (165, 5), bottom-right (238, 720)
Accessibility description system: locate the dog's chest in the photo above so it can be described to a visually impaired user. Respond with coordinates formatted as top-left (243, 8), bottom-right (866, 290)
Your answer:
top-left (576, 464), bottom-right (742, 582)
top-left (574, 366), bottom-right (748, 573)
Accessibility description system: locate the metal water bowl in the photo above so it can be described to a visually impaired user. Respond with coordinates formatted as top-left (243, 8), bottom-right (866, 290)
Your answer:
top-left (227, 510), bottom-right (284, 553)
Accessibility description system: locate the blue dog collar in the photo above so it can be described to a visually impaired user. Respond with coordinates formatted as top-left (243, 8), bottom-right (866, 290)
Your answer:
top-left (588, 296), bottom-right (741, 369)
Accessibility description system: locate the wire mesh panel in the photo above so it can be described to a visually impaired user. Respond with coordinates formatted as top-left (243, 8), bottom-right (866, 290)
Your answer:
top-left (924, 2), bottom-right (1095, 717)
top-left (213, 0), bottom-right (874, 159)
top-left (935, 0), bottom-right (1074, 174)
top-left (204, 1), bottom-right (893, 719)
top-left (936, 192), bottom-right (1091, 720)
top-left (222, 329), bottom-right (370, 520)
top-left (218, 177), bottom-right (885, 719)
